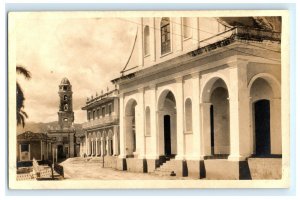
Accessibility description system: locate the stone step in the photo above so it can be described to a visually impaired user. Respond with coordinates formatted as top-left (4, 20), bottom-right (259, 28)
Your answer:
top-left (153, 158), bottom-right (177, 177)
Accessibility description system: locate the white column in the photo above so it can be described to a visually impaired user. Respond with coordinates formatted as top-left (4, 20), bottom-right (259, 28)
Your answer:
top-left (106, 137), bottom-right (109, 156)
top-left (100, 137), bottom-right (103, 156)
top-left (91, 139), bottom-right (94, 156)
top-left (96, 138), bottom-right (98, 156)
top-left (113, 126), bottom-right (119, 155)
top-left (150, 17), bottom-right (156, 62)
top-left (118, 93), bottom-right (126, 158)
top-left (200, 102), bottom-right (212, 156)
top-left (175, 77), bottom-right (184, 160)
top-left (191, 72), bottom-right (202, 160)
top-left (148, 84), bottom-right (158, 159)
top-left (137, 87), bottom-right (145, 159)
top-left (228, 60), bottom-right (251, 161)
top-left (85, 132), bottom-right (88, 155)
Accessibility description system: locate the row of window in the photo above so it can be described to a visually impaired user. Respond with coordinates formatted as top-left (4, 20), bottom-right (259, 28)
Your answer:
top-left (88, 103), bottom-right (113, 121)
top-left (143, 17), bottom-right (193, 56)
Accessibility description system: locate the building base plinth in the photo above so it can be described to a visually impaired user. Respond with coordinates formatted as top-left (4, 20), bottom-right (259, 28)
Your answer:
top-left (204, 159), bottom-right (252, 180)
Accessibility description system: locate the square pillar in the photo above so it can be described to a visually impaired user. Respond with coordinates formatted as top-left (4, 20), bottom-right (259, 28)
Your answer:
top-left (118, 93), bottom-right (126, 158)
top-left (175, 77), bottom-right (184, 160)
top-left (106, 137), bottom-right (109, 156)
top-left (85, 132), bottom-right (88, 155)
top-left (95, 138), bottom-right (98, 156)
top-left (191, 72), bottom-right (202, 160)
top-left (100, 137), bottom-right (103, 156)
top-left (148, 84), bottom-right (158, 159)
top-left (113, 126), bottom-right (119, 155)
top-left (200, 102), bottom-right (212, 156)
top-left (137, 87), bottom-right (146, 159)
top-left (228, 60), bottom-right (251, 161)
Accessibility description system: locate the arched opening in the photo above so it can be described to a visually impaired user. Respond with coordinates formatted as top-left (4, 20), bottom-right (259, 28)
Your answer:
top-left (145, 106), bottom-right (151, 136)
top-left (160, 17), bottom-right (171, 55)
top-left (124, 99), bottom-right (138, 157)
top-left (108, 130), bottom-right (114, 156)
top-left (144, 26), bottom-right (150, 56)
top-left (185, 98), bottom-right (192, 132)
top-left (202, 78), bottom-right (230, 157)
top-left (250, 76), bottom-right (281, 156)
top-left (158, 90), bottom-right (177, 157)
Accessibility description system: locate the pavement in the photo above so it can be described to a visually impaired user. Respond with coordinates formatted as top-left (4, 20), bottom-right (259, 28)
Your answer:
top-left (60, 157), bottom-right (192, 180)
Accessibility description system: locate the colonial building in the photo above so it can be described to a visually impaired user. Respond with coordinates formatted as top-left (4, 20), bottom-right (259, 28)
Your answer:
top-left (111, 17), bottom-right (282, 179)
top-left (47, 78), bottom-right (76, 160)
top-left (80, 88), bottom-right (120, 165)
top-left (17, 131), bottom-right (55, 162)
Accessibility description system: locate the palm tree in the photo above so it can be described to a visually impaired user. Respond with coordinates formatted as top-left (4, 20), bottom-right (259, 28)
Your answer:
top-left (16, 65), bottom-right (31, 127)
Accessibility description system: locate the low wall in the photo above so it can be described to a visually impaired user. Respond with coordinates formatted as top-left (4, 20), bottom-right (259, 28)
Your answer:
top-left (248, 158), bottom-right (282, 179)
top-left (126, 158), bottom-right (144, 173)
top-left (204, 159), bottom-right (240, 180)
top-left (104, 156), bottom-right (117, 169)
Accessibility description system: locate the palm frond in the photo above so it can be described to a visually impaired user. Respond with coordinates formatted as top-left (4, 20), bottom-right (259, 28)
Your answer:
top-left (17, 111), bottom-right (25, 127)
top-left (20, 110), bottom-right (28, 118)
top-left (16, 82), bottom-right (25, 111)
top-left (16, 65), bottom-right (31, 80)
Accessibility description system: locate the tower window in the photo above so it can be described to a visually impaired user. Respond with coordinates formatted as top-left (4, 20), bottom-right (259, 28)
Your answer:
top-left (64, 95), bottom-right (68, 101)
top-left (64, 104), bottom-right (68, 111)
top-left (160, 17), bottom-right (171, 55)
top-left (63, 86), bottom-right (67, 91)
top-left (64, 118), bottom-right (68, 122)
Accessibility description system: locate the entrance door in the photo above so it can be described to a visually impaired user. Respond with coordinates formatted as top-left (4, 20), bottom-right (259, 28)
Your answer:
top-left (254, 100), bottom-right (271, 155)
top-left (164, 115), bottom-right (171, 156)
top-left (57, 145), bottom-right (65, 159)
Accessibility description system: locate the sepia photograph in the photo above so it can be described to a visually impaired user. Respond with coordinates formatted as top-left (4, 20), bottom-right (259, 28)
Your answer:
top-left (8, 10), bottom-right (290, 189)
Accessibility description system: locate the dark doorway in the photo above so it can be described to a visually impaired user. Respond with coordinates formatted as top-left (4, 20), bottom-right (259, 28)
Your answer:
top-left (57, 145), bottom-right (65, 159)
top-left (254, 100), bottom-right (271, 155)
top-left (210, 105), bottom-right (215, 155)
top-left (164, 115), bottom-right (171, 156)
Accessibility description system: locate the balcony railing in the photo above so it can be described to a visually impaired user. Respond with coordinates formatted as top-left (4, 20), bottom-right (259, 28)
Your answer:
top-left (82, 115), bottom-right (119, 129)
top-left (190, 27), bottom-right (281, 57)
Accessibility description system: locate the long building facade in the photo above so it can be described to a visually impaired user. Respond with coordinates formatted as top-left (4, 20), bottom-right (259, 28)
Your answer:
top-left (111, 17), bottom-right (282, 179)
top-left (80, 89), bottom-right (120, 163)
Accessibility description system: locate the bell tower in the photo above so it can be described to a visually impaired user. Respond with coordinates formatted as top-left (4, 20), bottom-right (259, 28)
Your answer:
top-left (58, 77), bottom-right (74, 129)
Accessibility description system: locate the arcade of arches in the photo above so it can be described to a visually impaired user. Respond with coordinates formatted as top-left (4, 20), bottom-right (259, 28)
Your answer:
top-left (117, 61), bottom-right (282, 178)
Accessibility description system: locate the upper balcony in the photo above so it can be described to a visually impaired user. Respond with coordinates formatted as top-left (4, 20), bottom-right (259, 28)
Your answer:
top-left (82, 114), bottom-right (119, 129)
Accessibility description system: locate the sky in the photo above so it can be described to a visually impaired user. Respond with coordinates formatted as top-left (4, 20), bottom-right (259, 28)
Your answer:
top-left (15, 14), bottom-right (137, 123)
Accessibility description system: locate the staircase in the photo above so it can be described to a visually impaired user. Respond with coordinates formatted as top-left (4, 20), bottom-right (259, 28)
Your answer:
top-left (153, 158), bottom-right (177, 177)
